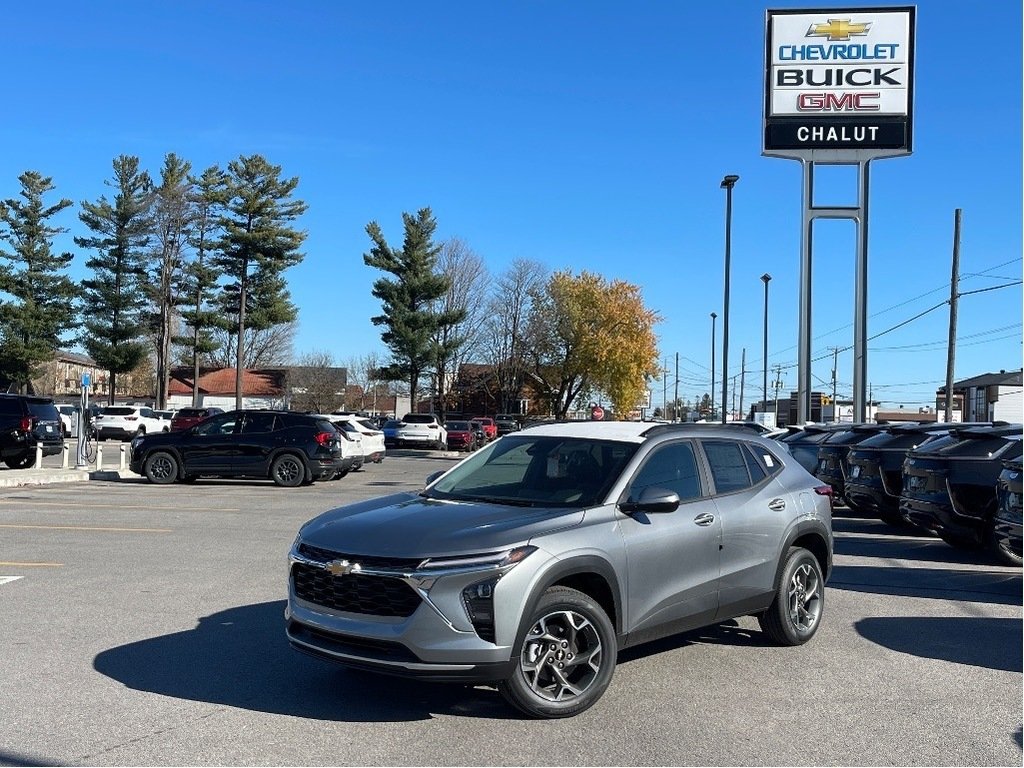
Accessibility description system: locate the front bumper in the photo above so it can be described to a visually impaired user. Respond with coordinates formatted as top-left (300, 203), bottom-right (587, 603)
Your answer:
top-left (991, 516), bottom-right (1022, 561)
top-left (900, 491), bottom-right (982, 545)
top-left (286, 543), bottom-right (551, 682)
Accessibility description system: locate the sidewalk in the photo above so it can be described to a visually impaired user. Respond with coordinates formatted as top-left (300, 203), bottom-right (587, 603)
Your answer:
top-left (0, 443), bottom-right (140, 488)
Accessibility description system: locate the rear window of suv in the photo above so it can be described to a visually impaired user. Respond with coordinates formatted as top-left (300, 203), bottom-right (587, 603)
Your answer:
top-left (102, 407), bottom-right (136, 416)
top-left (403, 414), bottom-right (437, 424)
top-left (27, 402), bottom-right (59, 420)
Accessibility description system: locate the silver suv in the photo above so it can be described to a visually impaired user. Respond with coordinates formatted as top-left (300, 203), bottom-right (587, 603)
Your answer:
top-left (286, 421), bottom-right (833, 718)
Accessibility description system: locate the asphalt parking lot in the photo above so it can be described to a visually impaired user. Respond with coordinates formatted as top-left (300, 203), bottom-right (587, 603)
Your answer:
top-left (1, 452), bottom-right (1020, 767)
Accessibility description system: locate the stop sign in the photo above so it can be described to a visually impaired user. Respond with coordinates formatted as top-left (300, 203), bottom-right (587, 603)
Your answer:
top-left (591, 406), bottom-right (605, 420)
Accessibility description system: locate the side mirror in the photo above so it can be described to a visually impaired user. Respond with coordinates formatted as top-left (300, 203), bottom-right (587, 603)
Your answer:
top-left (620, 486), bottom-right (681, 514)
top-left (425, 469), bottom-right (446, 487)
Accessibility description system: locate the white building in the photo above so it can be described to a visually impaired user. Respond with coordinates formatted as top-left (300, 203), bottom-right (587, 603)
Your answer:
top-left (936, 370), bottom-right (1023, 422)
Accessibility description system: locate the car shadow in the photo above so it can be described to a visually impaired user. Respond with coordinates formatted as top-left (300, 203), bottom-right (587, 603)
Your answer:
top-left (834, 532), bottom-right (1007, 566)
top-left (855, 616), bottom-right (1022, 673)
top-left (618, 619), bottom-right (768, 665)
top-left (830, 563), bottom-right (1022, 606)
top-left (832, 515), bottom-right (935, 538)
top-left (0, 748), bottom-right (61, 767)
top-left (92, 601), bottom-right (513, 722)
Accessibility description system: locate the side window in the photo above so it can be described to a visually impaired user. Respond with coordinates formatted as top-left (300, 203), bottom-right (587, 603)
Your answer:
top-left (140, 408), bottom-right (154, 418)
top-left (242, 413), bottom-right (276, 434)
top-left (743, 444), bottom-right (767, 484)
top-left (194, 414), bottom-right (237, 436)
top-left (628, 442), bottom-right (702, 502)
top-left (702, 440), bottom-right (752, 494)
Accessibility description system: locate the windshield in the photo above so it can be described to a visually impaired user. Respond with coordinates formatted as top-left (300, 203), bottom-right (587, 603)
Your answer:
top-left (424, 434), bottom-right (639, 508)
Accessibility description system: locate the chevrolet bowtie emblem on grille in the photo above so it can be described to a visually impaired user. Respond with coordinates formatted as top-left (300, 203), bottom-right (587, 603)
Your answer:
top-left (325, 559), bottom-right (362, 576)
top-left (806, 19), bottom-right (871, 41)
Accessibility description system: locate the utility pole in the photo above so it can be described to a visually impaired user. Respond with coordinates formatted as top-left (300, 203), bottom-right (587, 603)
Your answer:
top-left (944, 209), bottom-right (962, 423)
top-left (663, 360), bottom-right (668, 420)
top-left (674, 353), bottom-right (679, 422)
top-left (731, 374), bottom-right (737, 422)
top-left (830, 347), bottom-right (839, 423)
top-left (772, 365), bottom-right (785, 426)
top-left (739, 347), bottom-right (746, 422)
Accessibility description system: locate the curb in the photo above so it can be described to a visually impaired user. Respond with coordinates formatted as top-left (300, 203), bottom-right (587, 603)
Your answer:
top-left (0, 468), bottom-right (139, 488)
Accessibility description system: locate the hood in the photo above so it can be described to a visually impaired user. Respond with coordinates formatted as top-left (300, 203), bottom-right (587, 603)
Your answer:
top-left (299, 492), bottom-right (586, 558)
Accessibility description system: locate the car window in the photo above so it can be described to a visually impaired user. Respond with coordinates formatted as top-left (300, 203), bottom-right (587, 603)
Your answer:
top-left (242, 413), bottom-right (277, 434)
top-left (403, 414), bottom-right (436, 424)
top-left (743, 445), bottom-right (768, 483)
top-left (0, 399), bottom-right (21, 415)
top-left (747, 443), bottom-right (782, 477)
top-left (140, 408), bottom-right (154, 418)
top-left (627, 441), bottom-right (702, 503)
top-left (103, 406), bottom-right (135, 416)
top-left (28, 402), bottom-right (60, 420)
top-left (194, 414), bottom-right (238, 436)
top-left (702, 440), bottom-right (753, 494)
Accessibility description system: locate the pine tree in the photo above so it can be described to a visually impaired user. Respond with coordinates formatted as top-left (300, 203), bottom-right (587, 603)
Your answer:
top-left (363, 208), bottom-right (460, 409)
top-left (214, 155), bottom-right (306, 409)
top-left (0, 171), bottom-right (79, 393)
top-left (75, 155), bottom-right (153, 404)
top-left (173, 165), bottom-right (226, 406)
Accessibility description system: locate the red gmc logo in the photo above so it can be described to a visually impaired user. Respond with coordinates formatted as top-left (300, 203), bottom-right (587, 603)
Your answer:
top-left (797, 92), bottom-right (880, 111)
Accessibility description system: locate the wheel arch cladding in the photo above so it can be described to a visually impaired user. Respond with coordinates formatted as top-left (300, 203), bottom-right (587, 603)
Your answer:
top-left (533, 556), bottom-right (623, 636)
top-left (790, 528), bottom-right (831, 582)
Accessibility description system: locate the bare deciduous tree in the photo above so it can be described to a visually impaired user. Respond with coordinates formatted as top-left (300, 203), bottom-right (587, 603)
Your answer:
top-left (289, 349), bottom-right (345, 413)
top-left (432, 237), bottom-right (489, 418)
top-left (484, 258), bottom-right (547, 414)
top-left (206, 321), bottom-right (296, 369)
top-left (345, 351), bottom-right (388, 412)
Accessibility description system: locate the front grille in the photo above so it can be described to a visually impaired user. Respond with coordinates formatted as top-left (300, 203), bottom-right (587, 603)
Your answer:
top-left (297, 543), bottom-right (423, 571)
top-left (288, 622), bottom-right (420, 662)
top-left (292, 563), bottom-right (422, 617)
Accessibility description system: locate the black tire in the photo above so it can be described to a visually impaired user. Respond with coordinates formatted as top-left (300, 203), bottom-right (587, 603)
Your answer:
top-left (270, 454), bottom-right (305, 488)
top-left (144, 451), bottom-right (178, 484)
top-left (498, 586), bottom-right (616, 719)
top-left (879, 508), bottom-right (909, 527)
top-left (5, 452), bottom-right (34, 469)
top-left (991, 530), bottom-right (1023, 567)
top-left (329, 469), bottom-right (348, 481)
top-left (938, 529), bottom-right (982, 550)
top-left (758, 547), bottom-right (825, 646)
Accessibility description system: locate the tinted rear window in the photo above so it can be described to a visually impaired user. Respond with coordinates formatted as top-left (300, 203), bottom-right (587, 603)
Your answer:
top-left (403, 414), bottom-right (436, 424)
top-left (447, 421), bottom-right (471, 430)
top-left (28, 402), bottom-right (59, 420)
top-left (102, 407), bottom-right (135, 416)
top-left (175, 408), bottom-right (204, 418)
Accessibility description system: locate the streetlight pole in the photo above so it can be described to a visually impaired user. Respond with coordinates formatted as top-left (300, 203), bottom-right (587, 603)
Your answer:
top-left (720, 174), bottom-right (739, 424)
top-left (761, 273), bottom-right (771, 416)
top-left (710, 312), bottom-right (717, 420)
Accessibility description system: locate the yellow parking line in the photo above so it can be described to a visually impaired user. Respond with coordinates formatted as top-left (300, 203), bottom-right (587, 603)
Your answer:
top-left (0, 524), bottom-right (171, 533)
top-left (0, 561), bottom-right (62, 567)
top-left (0, 500), bottom-right (239, 512)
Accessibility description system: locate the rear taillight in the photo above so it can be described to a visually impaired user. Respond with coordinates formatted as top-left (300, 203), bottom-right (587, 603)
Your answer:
top-left (125, 416), bottom-right (138, 421)
top-left (314, 431), bottom-right (334, 446)
top-left (814, 485), bottom-right (833, 497)
top-left (18, 417), bottom-right (31, 431)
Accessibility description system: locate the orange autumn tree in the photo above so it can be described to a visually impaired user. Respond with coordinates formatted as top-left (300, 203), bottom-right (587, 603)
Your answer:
top-left (526, 270), bottom-right (660, 419)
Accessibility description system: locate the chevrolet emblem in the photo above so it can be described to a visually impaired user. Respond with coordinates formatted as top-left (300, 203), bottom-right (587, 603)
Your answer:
top-left (806, 19), bottom-right (871, 41)
top-left (325, 559), bottom-right (362, 576)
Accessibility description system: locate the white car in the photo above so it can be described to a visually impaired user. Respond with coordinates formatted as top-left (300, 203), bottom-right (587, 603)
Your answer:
top-left (394, 413), bottom-right (447, 449)
top-left (330, 413), bottom-right (386, 463)
top-left (93, 405), bottom-right (170, 440)
top-left (316, 415), bottom-right (364, 474)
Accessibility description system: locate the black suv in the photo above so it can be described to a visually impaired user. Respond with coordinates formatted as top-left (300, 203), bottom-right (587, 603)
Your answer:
top-left (993, 458), bottom-right (1022, 566)
top-left (845, 422), bottom-right (993, 527)
top-left (900, 423), bottom-right (1023, 551)
top-left (813, 424), bottom-right (889, 506)
top-left (0, 394), bottom-right (63, 468)
top-left (129, 409), bottom-right (345, 487)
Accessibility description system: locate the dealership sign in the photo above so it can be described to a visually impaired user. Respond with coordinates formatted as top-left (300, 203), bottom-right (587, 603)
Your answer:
top-left (764, 6), bottom-right (915, 156)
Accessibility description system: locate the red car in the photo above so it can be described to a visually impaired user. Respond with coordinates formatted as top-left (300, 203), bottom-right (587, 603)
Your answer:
top-left (170, 406), bottom-right (224, 432)
top-left (472, 417), bottom-right (497, 441)
top-left (445, 420), bottom-right (478, 452)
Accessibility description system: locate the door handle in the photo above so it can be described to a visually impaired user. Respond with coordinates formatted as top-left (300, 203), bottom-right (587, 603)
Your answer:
top-left (694, 512), bottom-right (715, 527)
top-left (768, 498), bottom-right (786, 511)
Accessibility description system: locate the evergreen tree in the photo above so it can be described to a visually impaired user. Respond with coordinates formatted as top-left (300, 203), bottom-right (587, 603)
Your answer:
top-left (75, 155), bottom-right (153, 404)
top-left (363, 208), bottom-right (457, 409)
top-left (147, 153), bottom-right (194, 408)
top-left (174, 165), bottom-right (226, 406)
top-left (214, 154), bottom-right (306, 409)
top-left (0, 171), bottom-right (79, 393)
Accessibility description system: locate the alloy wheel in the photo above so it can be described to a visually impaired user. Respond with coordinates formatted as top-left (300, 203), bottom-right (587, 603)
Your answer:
top-left (788, 562), bottom-right (822, 632)
top-left (518, 609), bottom-right (603, 702)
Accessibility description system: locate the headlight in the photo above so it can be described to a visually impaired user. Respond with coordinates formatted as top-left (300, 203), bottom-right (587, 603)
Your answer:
top-left (420, 545), bottom-right (536, 571)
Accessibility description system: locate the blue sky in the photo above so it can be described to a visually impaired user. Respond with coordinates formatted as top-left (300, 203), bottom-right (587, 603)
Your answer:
top-left (3, 0), bottom-right (1020, 411)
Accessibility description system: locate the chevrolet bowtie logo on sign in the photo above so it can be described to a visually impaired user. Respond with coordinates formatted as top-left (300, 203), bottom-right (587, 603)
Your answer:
top-left (806, 19), bottom-right (871, 41)
top-left (764, 6), bottom-right (915, 156)
top-left (326, 559), bottom-right (362, 577)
